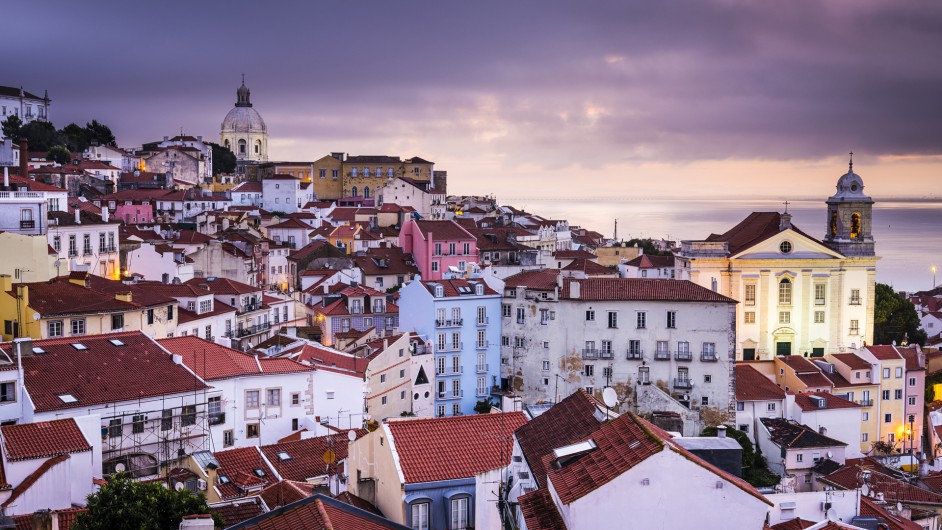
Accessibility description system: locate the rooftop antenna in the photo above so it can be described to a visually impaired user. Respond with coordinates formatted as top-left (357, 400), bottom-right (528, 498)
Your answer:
top-left (613, 218), bottom-right (618, 241)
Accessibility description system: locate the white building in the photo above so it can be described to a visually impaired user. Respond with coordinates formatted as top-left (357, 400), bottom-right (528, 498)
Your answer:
top-left (758, 417), bottom-right (848, 493)
top-left (501, 271), bottom-right (737, 435)
top-left (230, 181), bottom-right (263, 208)
top-left (789, 391), bottom-right (864, 458)
top-left (125, 241), bottom-right (195, 284)
top-left (734, 363), bottom-right (786, 445)
top-left (378, 177), bottom-right (446, 220)
top-left (262, 174), bottom-right (311, 214)
top-left (0, 86), bottom-right (50, 132)
top-left (157, 135), bottom-right (214, 181)
top-left (47, 209), bottom-right (121, 279)
top-left (678, 162), bottom-right (878, 360)
top-left (220, 79), bottom-right (268, 166)
top-left (84, 144), bottom-right (137, 172)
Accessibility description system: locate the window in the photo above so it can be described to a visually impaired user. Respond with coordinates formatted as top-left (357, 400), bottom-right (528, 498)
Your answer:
top-left (796, 453), bottom-right (803, 462)
top-left (882, 390), bottom-right (890, 400)
top-left (779, 311), bottom-right (790, 324)
top-left (246, 390), bottom-right (260, 408)
top-left (267, 389), bottom-right (281, 406)
top-left (516, 307), bottom-right (525, 324)
top-left (780, 240), bottom-right (792, 254)
top-left (607, 311), bottom-right (618, 329)
top-left (168, 305), bottom-right (174, 320)
top-left (861, 433), bottom-right (869, 442)
top-left (53, 235), bottom-right (60, 253)
top-left (161, 409), bottom-right (173, 431)
top-left (909, 377), bottom-right (917, 387)
top-left (850, 289), bottom-right (861, 305)
top-left (132, 414), bottom-right (146, 434)
top-left (895, 367), bottom-right (903, 378)
top-left (450, 497), bottom-right (469, 530)
top-left (412, 502), bottom-right (430, 530)
top-left (542, 361), bottom-right (550, 371)
top-left (585, 386), bottom-right (594, 395)
top-left (639, 366), bottom-right (650, 383)
top-left (48, 320), bottom-right (63, 337)
top-left (701, 396), bottom-right (709, 406)
top-left (208, 396), bottom-right (222, 418)
top-left (71, 319), bottom-right (86, 336)
top-left (584, 365), bottom-right (594, 377)
top-left (147, 309), bottom-right (154, 325)
top-left (767, 403), bottom-right (776, 412)
top-left (636, 311), bottom-right (646, 329)
top-left (744, 312), bottom-right (756, 324)
top-left (0, 382), bottom-right (14, 402)
top-left (704, 374), bottom-right (712, 383)
top-left (849, 319), bottom-right (859, 334)
top-left (667, 311), bottom-right (676, 329)
top-left (223, 430), bottom-right (234, 447)
top-left (814, 284), bottom-right (826, 305)
top-left (862, 412), bottom-right (868, 421)
top-left (814, 311), bottom-right (825, 323)
top-left (291, 392), bottom-right (300, 406)
top-left (744, 284), bottom-right (756, 306)
top-left (585, 309), bottom-right (595, 321)
top-left (883, 368), bottom-right (890, 379)
top-left (247, 423), bottom-right (260, 438)
top-left (181, 405), bottom-right (196, 426)
top-left (909, 396), bottom-right (917, 406)
top-left (502, 304), bottom-right (511, 318)
top-left (431, 261), bottom-right (439, 272)
top-left (477, 306), bottom-right (487, 324)
top-left (779, 278), bottom-right (792, 305)
top-left (108, 418), bottom-right (122, 438)
top-left (736, 402), bottom-right (745, 411)
top-left (894, 389), bottom-right (903, 400)
top-left (885, 413), bottom-right (892, 423)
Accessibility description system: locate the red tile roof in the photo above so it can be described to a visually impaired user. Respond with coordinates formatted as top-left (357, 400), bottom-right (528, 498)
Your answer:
top-left (624, 254), bottom-right (676, 269)
top-left (552, 249), bottom-right (596, 260)
top-left (259, 480), bottom-right (317, 509)
top-left (0, 331), bottom-right (209, 413)
top-left (1, 419), bottom-right (91, 461)
top-left (504, 269), bottom-right (560, 291)
top-left (333, 491), bottom-right (383, 516)
top-left (515, 390), bottom-right (605, 488)
top-left (860, 497), bottom-right (922, 530)
top-left (12, 507), bottom-right (86, 530)
top-left (412, 220), bottom-right (475, 241)
top-left (158, 336), bottom-right (310, 380)
top-left (704, 212), bottom-right (822, 256)
top-left (560, 278), bottom-right (736, 303)
top-left (897, 346), bottom-right (924, 371)
top-left (793, 391), bottom-right (861, 411)
top-left (518, 488), bottom-right (567, 530)
top-left (830, 353), bottom-right (872, 370)
top-left (229, 494), bottom-right (408, 530)
top-left (285, 344), bottom-right (376, 377)
top-left (561, 258), bottom-right (616, 276)
top-left (822, 463), bottom-right (942, 505)
top-left (770, 519), bottom-right (816, 530)
top-left (2, 454), bottom-right (70, 508)
top-left (386, 412), bottom-right (527, 483)
top-left (8, 278), bottom-right (140, 317)
top-left (735, 364), bottom-right (786, 401)
top-left (760, 418), bottom-right (847, 449)
top-left (184, 276), bottom-right (259, 295)
top-left (866, 345), bottom-right (903, 361)
top-left (260, 430), bottom-right (365, 483)
top-left (232, 181), bottom-right (263, 193)
top-left (214, 446), bottom-right (277, 500)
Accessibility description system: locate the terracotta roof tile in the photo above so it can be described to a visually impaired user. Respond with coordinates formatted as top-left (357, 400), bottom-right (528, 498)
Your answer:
top-left (259, 480), bottom-right (318, 509)
top-left (860, 497), bottom-right (923, 530)
top-left (624, 254), bottom-right (676, 269)
top-left (158, 336), bottom-right (310, 380)
top-left (518, 488), bottom-right (567, 530)
top-left (735, 364), bottom-right (786, 401)
top-left (770, 519), bottom-right (816, 530)
top-left (503, 269), bottom-right (560, 291)
top-left (1, 419), bottom-right (91, 461)
top-left (412, 220), bottom-right (475, 241)
top-left (214, 446), bottom-right (277, 500)
top-left (552, 249), bottom-right (595, 260)
top-left (332, 491), bottom-right (383, 516)
top-left (560, 278), bottom-right (736, 303)
top-left (866, 345), bottom-right (903, 361)
top-left (386, 412), bottom-right (527, 484)
top-left (829, 353), bottom-right (872, 370)
top-left (561, 258), bottom-right (616, 276)
top-left (822, 463), bottom-right (942, 505)
top-left (260, 430), bottom-right (365, 483)
top-left (793, 391), bottom-right (861, 411)
top-left (184, 276), bottom-right (259, 295)
top-left (228, 494), bottom-right (409, 530)
top-left (703, 212), bottom-right (822, 256)
top-left (0, 331), bottom-right (209, 413)
top-left (760, 418), bottom-right (847, 449)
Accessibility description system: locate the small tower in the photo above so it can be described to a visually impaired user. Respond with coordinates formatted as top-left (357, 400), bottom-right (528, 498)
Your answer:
top-left (236, 76), bottom-right (251, 107)
top-left (823, 153), bottom-right (875, 256)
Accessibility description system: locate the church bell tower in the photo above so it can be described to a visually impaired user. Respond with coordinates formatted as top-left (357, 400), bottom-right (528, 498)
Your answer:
top-left (823, 153), bottom-right (875, 257)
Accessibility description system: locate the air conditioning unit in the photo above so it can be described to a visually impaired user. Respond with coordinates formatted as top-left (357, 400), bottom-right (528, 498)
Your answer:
top-left (197, 479), bottom-right (207, 491)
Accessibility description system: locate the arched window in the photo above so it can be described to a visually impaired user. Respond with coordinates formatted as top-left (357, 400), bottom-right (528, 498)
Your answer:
top-left (224, 139), bottom-right (231, 150)
top-left (238, 139), bottom-right (246, 155)
top-left (363, 186), bottom-right (371, 199)
top-left (779, 278), bottom-right (792, 306)
top-left (254, 140), bottom-right (261, 155)
top-left (351, 186), bottom-right (358, 197)
top-left (850, 213), bottom-right (861, 239)
top-left (351, 167), bottom-right (358, 177)
top-left (830, 211), bottom-right (838, 236)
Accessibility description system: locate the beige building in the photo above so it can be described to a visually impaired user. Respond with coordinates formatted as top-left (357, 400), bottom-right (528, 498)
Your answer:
top-left (0, 231), bottom-right (58, 282)
top-left (678, 163), bottom-right (878, 360)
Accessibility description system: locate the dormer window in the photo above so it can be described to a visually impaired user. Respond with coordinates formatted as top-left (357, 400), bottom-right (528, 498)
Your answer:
top-left (475, 283), bottom-right (484, 295)
top-left (435, 285), bottom-right (444, 298)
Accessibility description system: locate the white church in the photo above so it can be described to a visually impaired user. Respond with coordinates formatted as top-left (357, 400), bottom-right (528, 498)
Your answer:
top-left (678, 158), bottom-right (878, 360)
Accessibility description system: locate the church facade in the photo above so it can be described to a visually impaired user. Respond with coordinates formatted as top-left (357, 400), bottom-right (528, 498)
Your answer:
top-left (677, 160), bottom-right (878, 360)
top-left (220, 78), bottom-right (268, 174)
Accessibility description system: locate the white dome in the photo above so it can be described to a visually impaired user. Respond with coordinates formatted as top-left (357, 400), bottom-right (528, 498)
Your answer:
top-left (221, 106), bottom-right (267, 134)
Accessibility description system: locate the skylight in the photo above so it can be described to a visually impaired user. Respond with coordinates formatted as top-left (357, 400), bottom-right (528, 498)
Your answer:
top-left (31, 347), bottom-right (46, 354)
top-left (218, 475), bottom-right (230, 484)
top-left (71, 343), bottom-right (87, 350)
top-left (253, 468), bottom-right (266, 477)
top-left (552, 439), bottom-right (598, 460)
top-left (277, 451), bottom-right (291, 461)
top-left (58, 394), bottom-right (78, 404)
top-left (109, 339), bottom-right (126, 346)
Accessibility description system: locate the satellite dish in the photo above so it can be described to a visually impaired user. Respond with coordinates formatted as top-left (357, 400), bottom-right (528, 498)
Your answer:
top-left (826, 508), bottom-right (838, 522)
top-left (32, 312), bottom-right (40, 321)
top-left (827, 451), bottom-right (833, 459)
top-left (174, 482), bottom-right (184, 491)
top-left (897, 502), bottom-right (903, 512)
top-left (602, 387), bottom-right (618, 409)
top-left (861, 484), bottom-right (872, 497)
top-left (114, 463), bottom-right (126, 472)
top-left (348, 430), bottom-right (357, 442)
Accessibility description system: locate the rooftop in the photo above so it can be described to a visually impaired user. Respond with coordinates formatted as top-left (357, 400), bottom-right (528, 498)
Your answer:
top-left (760, 418), bottom-right (848, 449)
top-left (158, 336), bottom-right (310, 380)
top-left (560, 278), bottom-right (737, 303)
top-left (1, 418), bottom-right (91, 461)
top-left (735, 364), bottom-right (786, 401)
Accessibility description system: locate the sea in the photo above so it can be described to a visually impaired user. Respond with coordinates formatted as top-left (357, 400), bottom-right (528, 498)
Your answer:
top-left (500, 197), bottom-right (942, 293)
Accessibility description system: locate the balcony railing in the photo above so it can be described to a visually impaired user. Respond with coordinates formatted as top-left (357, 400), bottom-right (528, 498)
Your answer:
top-left (582, 349), bottom-right (599, 360)
top-left (700, 352), bottom-right (718, 362)
top-left (208, 413), bottom-right (226, 426)
top-left (598, 350), bottom-right (614, 359)
top-left (437, 342), bottom-right (463, 353)
top-left (626, 350), bottom-right (643, 360)
top-left (476, 388), bottom-right (488, 397)
top-left (438, 390), bottom-right (463, 400)
top-left (19, 219), bottom-right (35, 229)
top-left (228, 322), bottom-right (271, 338)
top-left (451, 366), bottom-right (463, 374)
top-left (476, 342), bottom-right (488, 350)
top-left (411, 344), bottom-right (428, 355)
top-left (436, 319), bottom-right (463, 328)
top-left (654, 350), bottom-right (671, 361)
top-left (476, 317), bottom-right (489, 326)
top-left (476, 364), bottom-right (489, 373)
top-left (674, 351), bottom-right (693, 362)
top-left (857, 399), bottom-right (874, 407)
top-left (674, 378), bottom-right (694, 390)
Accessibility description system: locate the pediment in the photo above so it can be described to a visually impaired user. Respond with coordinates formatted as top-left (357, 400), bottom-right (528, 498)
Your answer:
top-left (732, 229), bottom-right (843, 260)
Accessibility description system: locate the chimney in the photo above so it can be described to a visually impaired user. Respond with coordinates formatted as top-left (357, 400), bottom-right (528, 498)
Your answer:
top-left (114, 292), bottom-right (132, 303)
top-left (779, 212), bottom-right (792, 231)
top-left (570, 280), bottom-right (581, 299)
top-left (13, 337), bottom-right (34, 360)
top-left (102, 206), bottom-right (109, 223)
top-left (19, 139), bottom-right (27, 177)
top-left (178, 514), bottom-right (214, 529)
top-left (717, 425), bottom-right (727, 438)
top-left (0, 274), bottom-right (11, 293)
top-left (3, 166), bottom-right (8, 189)
top-left (29, 509), bottom-right (52, 530)
top-left (74, 208), bottom-right (81, 225)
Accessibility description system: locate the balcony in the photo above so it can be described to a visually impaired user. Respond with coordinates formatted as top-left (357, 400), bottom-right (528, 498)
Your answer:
top-left (674, 378), bottom-right (694, 390)
top-left (857, 399), bottom-right (874, 407)
top-left (208, 412), bottom-right (226, 426)
top-left (438, 390), bottom-right (463, 400)
top-left (674, 351), bottom-right (693, 362)
top-left (700, 352), bottom-right (718, 362)
top-left (654, 350), bottom-right (671, 361)
top-left (476, 317), bottom-right (489, 326)
top-left (411, 344), bottom-right (428, 355)
top-left (582, 349), bottom-right (599, 360)
top-left (437, 342), bottom-right (463, 353)
top-left (598, 350), bottom-right (614, 359)
top-left (19, 219), bottom-right (35, 229)
top-left (626, 350), bottom-right (643, 360)
top-left (476, 342), bottom-right (488, 350)
top-left (228, 322), bottom-right (271, 338)
top-left (451, 366), bottom-right (464, 375)
top-left (476, 363), bottom-right (489, 373)
top-left (436, 319), bottom-right (463, 328)
top-left (476, 388), bottom-right (488, 397)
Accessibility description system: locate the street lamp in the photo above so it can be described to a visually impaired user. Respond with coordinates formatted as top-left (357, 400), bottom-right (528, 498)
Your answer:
top-left (909, 414), bottom-right (916, 456)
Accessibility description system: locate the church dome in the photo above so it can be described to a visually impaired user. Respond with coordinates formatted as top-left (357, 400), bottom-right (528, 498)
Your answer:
top-left (221, 106), bottom-right (267, 134)
top-left (828, 154), bottom-right (871, 202)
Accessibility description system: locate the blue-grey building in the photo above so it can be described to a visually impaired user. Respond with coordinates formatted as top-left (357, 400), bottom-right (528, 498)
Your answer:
top-left (398, 278), bottom-right (502, 416)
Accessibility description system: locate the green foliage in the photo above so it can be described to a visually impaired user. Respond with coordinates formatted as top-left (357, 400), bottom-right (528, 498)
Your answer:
top-left (1, 115), bottom-right (23, 140)
top-left (400, 410), bottom-right (416, 417)
top-left (701, 425), bottom-right (780, 488)
top-left (870, 440), bottom-right (897, 455)
top-left (208, 141), bottom-right (237, 175)
top-left (19, 120), bottom-right (60, 151)
top-left (474, 398), bottom-right (493, 414)
top-left (621, 238), bottom-right (672, 256)
top-left (84, 120), bottom-right (117, 147)
top-left (46, 145), bottom-right (72, 165)
top-left (874, 283), bottom-right (927, 346)
top-left (59, 123), bottom-right (90, 152)
top-left (72, 473), bottom-right (223, 530)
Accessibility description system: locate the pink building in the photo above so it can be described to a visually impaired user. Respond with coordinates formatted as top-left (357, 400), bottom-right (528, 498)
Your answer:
top-left (899, 346), bottom-right (927, 453)
top-left (398, 219), bottom-right (478, 280)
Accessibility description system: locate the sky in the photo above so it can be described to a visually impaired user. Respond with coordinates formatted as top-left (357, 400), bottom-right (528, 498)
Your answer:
top-left (5, 0), bottom-right (942, 200)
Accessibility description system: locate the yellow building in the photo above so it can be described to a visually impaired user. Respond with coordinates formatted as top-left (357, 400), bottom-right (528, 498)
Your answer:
top-left (595, 245), bottom-right (641, 267)
top-left (773, 355), bottom-right (834, 393)
top-left (0, 231), bottom-right (58, 282)
top-left (860, 345), bottom-right (909, 448)
top-left (825, 352), bottom-right (879, 454)
top-left (0, 274), bottom-right (178, 341)
top-left (310, 154), bottom-right (344, 200)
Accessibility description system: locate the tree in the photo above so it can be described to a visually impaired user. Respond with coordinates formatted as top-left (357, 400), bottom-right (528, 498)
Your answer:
top-left (622, 238), bottom-right (672, 256)
top-left (208, 141), bottom-right (236, 175)
top-left (474, 398), bottom-right (494, 414)
top-left (874, 283), bottom-right (926, 346)
top-left (59, 122), bottom-right (90, 152)
top-left (1, 115), bottom-right (23, 140)
top-left (47, 145), bottom-right (72, 165)
top-left (84, 120), bottom-right (117, 147)
top-left (701, 425), bottom-right (780, 488)
top-left (72, 473), bottom-right (223, 530)
top-left (18, 120), bottom-right (61, 151)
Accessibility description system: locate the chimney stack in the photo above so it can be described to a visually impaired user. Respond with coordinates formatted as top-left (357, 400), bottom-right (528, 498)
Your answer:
top-left (101, 206), bottom-right (109, 223)
top-left (18, 139), bottom-right (27, 177)
top-left (74, 208), bottom-right (81, 225)
top-left (717, 425), bottom-right (727, 438)
top-left (13, 337), bottom-right (34, 359)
